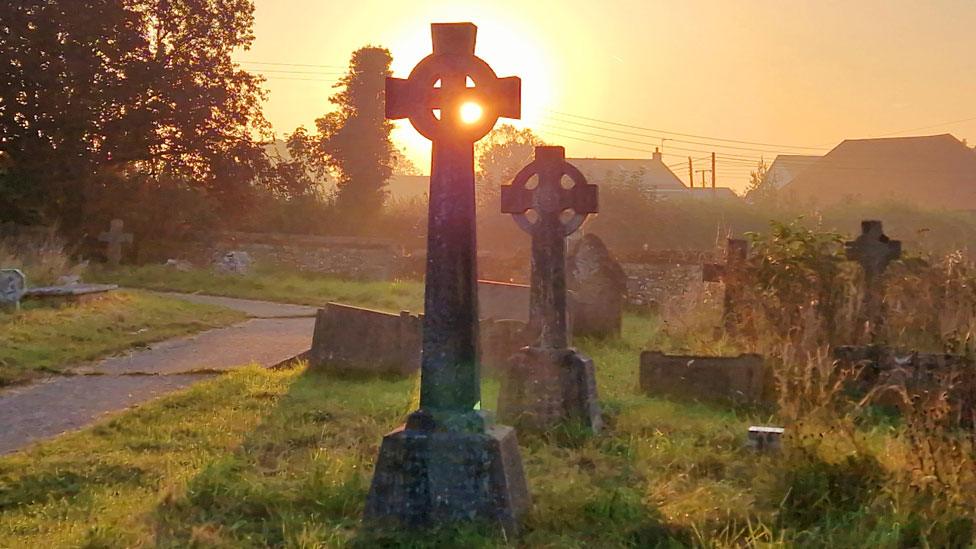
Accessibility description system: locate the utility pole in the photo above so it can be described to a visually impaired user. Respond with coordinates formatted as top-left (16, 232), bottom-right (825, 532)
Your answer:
top-left (711, 152), bottom-right (716, 190)
top-left (696, 169), bottom-right (712, 187)
top-left (688, 157), bottom-right (694, 188)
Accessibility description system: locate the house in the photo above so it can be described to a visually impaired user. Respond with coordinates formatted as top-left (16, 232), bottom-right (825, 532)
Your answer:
top-left (765, 154), bottom-right (821, 189)
top-left (568, 148), bottom-right (687, 193)
top-left (782, 134), bottom-right (976, 210)
top-left (569, 149), bottom-right (739, 200)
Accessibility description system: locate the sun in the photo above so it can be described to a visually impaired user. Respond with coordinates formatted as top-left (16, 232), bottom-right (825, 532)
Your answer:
top-left (388, 12), bottom-right (553, 170)
top-left (460, 102), bottom-right (483, 124)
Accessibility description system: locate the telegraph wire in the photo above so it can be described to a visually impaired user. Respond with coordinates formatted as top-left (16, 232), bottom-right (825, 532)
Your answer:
top-left (546, 109), bottom-right (828, 151)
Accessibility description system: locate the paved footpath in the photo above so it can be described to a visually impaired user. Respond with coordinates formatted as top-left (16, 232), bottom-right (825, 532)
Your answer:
top-left (0, 293), bottom-right (318, 455)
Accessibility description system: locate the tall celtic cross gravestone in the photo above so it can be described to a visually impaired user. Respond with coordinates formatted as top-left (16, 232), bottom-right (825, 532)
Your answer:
top-left (497, 146), bottom-right (603, 431)
top-left (702, 238), bottom-right (748, 333)
top-left (98, 219), bottom-right (133, 267)
top-left (845, 220), bottom-right (901, 339)
top-left (364, 23), bottom-right (530, 533)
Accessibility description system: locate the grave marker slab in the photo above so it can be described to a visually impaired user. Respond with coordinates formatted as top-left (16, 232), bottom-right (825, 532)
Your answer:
top-left (0, 269), bottom-right (26, 311)
top-left (364, 23), bottom-right (529, 534)
top-left (568, 234), bottom-right (627, 338)
top-left (639, 351), bottom-right (769, 405)
top-left (98, 219), bottom-right (133, 267)
top-left (702, 238), bottom-right (748, 332)
top-left (845, 220), bottom-right (901, 339)
top-left (497, 146), bottom-right (603, 431)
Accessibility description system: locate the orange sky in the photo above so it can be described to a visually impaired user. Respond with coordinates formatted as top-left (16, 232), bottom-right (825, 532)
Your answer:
top-left (237, 0), bottom-right (976, 192)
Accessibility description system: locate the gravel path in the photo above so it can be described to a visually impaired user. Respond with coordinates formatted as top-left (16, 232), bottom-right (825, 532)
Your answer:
top-left (0, 293), bottom-right (318, 455)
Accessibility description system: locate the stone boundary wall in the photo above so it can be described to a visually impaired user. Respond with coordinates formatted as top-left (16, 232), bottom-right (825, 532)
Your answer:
top-left (213, 231), bottom-right (406, 280)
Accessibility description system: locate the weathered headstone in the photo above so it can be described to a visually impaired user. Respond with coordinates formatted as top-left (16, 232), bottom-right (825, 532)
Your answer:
top-left (702, 238), bottom-right (748, 332)
top-left (747, 426), bottom-right (784, 452)
top-left (98, 219), bottom-right (133, 267)
top-left (568, 233), bottom-right (627, 338)
top-left (310, 303), bottom-right (422, 376)
top-left (215, 251), bottom-right (252, 275)
top-left (0, 269), bottom-right (26, 311)
top-left (845, 220), bottom-right (901, 339)
top-left (639, 351), bottom-right (769, 405)
top-left (364, 23), bottom-right (529, 534)
top-left (497, 146), bottom-right (603, 431)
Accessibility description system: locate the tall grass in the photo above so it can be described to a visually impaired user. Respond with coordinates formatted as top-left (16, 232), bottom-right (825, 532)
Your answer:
top-left (0, 228), bottom-right (84, 286)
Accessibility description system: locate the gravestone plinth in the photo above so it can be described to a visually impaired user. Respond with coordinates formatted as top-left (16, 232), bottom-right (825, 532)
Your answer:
top-left (568, 234), bottom-right (627, 338)
top-left (365, 421), bottom-right (530, 533)
top-left (498, 347), bottom-right (602, 431)
top-left (364, 22), bottom-right (529, 534)
top-left (497, 146), bottom-right (603, 432)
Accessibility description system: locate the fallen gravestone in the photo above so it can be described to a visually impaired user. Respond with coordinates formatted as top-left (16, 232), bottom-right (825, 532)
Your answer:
top-left (310, 303), bottom-right (422, 376)
top-left (364, 23), bottom-right (529, 534)
top-left (568, 233), bottom-right (627, 338)
top-left (98, 218), bottom-right (133, 267)
top-left (23, 283), bottom-right (119, 305)
top-left (639, 351), bottom-right (769, 405)
top-left (497, 146), bottom-right (603, 432)
top-left (0, 269), bottom-right (26, 311)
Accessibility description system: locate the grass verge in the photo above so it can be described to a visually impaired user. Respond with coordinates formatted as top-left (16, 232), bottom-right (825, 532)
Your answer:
top-left (0, 314), bottom-right (943, 547)
top-left (0, 291), bottom-right (245, 386)
top-left (89, 265), bottom-right (425, 312)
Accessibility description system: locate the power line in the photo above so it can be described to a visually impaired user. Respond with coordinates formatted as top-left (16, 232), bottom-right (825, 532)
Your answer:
top-left (546, 109), bottom-right (828, 151)
top-left (239, 60), bottom-right (347, 69)
top-left (876, 114), bottom-right (976, 138)
top-left (249, 68), bottom-right (346, 76)
top-left (544, 113), bottom-right (826, 155)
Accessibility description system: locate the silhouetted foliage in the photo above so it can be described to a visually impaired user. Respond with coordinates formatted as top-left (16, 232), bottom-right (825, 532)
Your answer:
top-left (0, 0), bottom-right (271, 232)
top-left (312, 46), bottom-right (395, 228)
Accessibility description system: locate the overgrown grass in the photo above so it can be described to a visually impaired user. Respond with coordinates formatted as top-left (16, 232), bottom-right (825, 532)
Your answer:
top-left (1, 313), bottom-right (928, 548)
top-left (89, 264), bottom-right (425, 312)
top-left (0, 291), bottom-right (244, 386)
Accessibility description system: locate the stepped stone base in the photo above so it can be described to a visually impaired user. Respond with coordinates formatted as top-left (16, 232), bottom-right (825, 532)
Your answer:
top-left (498, 347), bottom-right (603, 432)
top-left (364, 420), bottom-right (530, 535)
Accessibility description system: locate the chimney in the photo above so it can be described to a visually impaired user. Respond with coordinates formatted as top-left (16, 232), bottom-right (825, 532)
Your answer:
top-left (652, 147), bottom-right (662, 161)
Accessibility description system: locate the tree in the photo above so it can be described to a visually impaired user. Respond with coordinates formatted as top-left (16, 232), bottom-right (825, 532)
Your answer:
top-left (744, 159), bottom-right (777, 204)
top-left (0, 0), bottom-right (269, 231)
top-left (475, 124), bottom-right (545, 205)
top-left (313, 46), bottom-right (394, 226)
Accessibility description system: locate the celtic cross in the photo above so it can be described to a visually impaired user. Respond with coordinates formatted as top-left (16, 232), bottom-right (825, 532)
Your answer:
top-left (845, 220), bottom-right (902, 338)
top-left (502, 146), bottom-right (598, 349)
top-left (386, 23), bottom-right (521, 429)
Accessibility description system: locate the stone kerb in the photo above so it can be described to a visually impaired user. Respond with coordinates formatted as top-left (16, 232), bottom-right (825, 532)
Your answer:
top-left (639, 351), bottom-right (770, 405)
top-left (310, 302), bottom-right (422, 376)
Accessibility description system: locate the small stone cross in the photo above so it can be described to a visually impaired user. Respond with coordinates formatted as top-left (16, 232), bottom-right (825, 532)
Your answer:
top-left (501, 146), bottom-right (598, 349)
top-left (845, 220), bottom-right (901, 337)
top-left (98, 219), bottom-right (133, 267)
top-left (702, 238), bottom-right (749, 332)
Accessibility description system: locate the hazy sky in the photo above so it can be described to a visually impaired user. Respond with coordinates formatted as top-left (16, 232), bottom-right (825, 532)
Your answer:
top-left (237, 0), bottom-right (976, 191)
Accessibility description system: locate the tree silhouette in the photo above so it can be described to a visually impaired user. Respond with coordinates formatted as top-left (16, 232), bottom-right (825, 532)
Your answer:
top-left (0, 0), bottom-right (269, 230)
top-left (313, 46), bottom-right (395, 227)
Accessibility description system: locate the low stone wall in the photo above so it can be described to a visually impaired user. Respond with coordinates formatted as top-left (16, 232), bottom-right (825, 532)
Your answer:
top-left (639, 351), bottom-right (769, 404)
top-left (310, 303), bottom-right (422, 376)
top-left (621, 249), bottom-right (714, 310)
top-left (214, 231), bottom-right (403, 280)
top-left (478, 280), bottom-right (530, 322)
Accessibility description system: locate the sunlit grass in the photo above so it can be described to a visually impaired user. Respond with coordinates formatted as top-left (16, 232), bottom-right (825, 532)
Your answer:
top-left (0, 291), bottom-right (245, 386)
top-left (89, 265), bottom-right (425, 313)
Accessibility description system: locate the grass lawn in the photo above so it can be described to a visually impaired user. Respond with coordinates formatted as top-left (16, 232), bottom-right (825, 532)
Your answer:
top-left (89, 265), bottom-right (425, 312)
top-left (0, 291), bottom-right (245, 386)
top-left (0, 313), bottom-right (916, 548)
